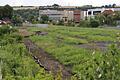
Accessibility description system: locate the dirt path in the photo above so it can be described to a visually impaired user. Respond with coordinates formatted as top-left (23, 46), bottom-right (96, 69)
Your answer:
top-left (19, 28), bottom-right (72, 80)
top-left (77, 41), bottom-right (119, 51)
top-left (24, 39), bottom-right (72, 80)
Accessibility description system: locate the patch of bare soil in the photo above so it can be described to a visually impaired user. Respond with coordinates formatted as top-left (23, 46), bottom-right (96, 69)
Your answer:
top-left (78, 41), bottom-right (118, 51)
top-left (73, 35), bottom-right (87, 40)
top-left (35, 31), bottom-right (48, 36)
top-left (18, 27), bottom-right (32, 37)
top-left (93, 33), bottom-right (111, 37)
top-left (24, 39), bottom-right (72, 80)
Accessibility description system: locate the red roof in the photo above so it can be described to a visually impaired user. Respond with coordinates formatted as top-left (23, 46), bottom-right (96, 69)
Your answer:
top-left (102, 10), bottom-right (114, 15)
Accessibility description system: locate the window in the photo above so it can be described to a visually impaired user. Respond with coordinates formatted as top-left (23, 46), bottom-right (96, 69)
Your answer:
top-left (88, 11), bottom-right (92, 15)
top-left (93, 11), bottom-right (101, 15)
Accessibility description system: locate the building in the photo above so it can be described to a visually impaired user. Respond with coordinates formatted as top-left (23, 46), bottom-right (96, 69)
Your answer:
top-left (39, 9), bottom-right (63, 22)
top-left (74, 10), bottom-right (81, 23)
top-left (81, 7), bottom-right (120, 20)
top-left (77, 7), bottom-right (120, 21)
top-left (39, 6), bottom-right (120, 23)
top-left (62, 10), bottom-right (74, 23)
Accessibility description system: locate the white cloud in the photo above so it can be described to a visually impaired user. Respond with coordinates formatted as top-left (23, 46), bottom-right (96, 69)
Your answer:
top-left (0, 0), bottom-right (120, 6)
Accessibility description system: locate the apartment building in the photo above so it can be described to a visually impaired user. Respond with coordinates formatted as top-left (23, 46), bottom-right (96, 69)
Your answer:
top-left (39, 9), bottom-right (63, 22)
top-left (39, 6), bottom-right (120, 23)
top-left (62, 10), bottom-right (74, 23)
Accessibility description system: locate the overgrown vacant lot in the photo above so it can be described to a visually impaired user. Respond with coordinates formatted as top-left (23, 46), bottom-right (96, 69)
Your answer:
top-left (29, 26), bottom-right (120, 79)
top-left (0, 26), bottom-right (54, 80)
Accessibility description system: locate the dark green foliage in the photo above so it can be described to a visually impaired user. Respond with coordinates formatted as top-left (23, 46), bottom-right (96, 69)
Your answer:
top-left (0, 26), bottom-right (11, 35)
top-left (13, 9), bottom-right (39, 23)
top-left (0, 25), bottom-right (16, 36)
top-left (0, 44), bottom-right (53, 80)
top-left (10, 34), bottom-right (23, 42)
top-left (12, 15), bottom-right (23, 26)
top-left (95, 11), bottom-right (120, 26)
top-left (114, 11), bottom-right (120, 20)
top-left (57, 20), bottom-right (64, 25)
top-left (67, 20), bottom-right (75, 27)
top-left (40, 15), bottom-right (49, 23)
top-left (0, 25), bottom-right (22, 46)
top-left (0, 25), bottom-right (53, 80)
top-left (0, 5), bottom-right (13, 19)
top-left (90, 19), bottom-right (100, 28)
top-left (95, 14), bottom-right (105, 25)
top-left (77, 20), bottom-right (90, 27)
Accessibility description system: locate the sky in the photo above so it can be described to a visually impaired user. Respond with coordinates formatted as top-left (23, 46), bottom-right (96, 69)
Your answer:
top-left (0, 0), bottom-right (120, 6)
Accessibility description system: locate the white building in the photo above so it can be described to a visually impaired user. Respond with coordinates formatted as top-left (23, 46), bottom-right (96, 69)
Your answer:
top-left (81, 8), bottom-right (120, 20)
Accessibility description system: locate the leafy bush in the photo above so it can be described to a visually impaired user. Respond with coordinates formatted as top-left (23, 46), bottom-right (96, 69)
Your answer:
top-left (0, 26), bottom-right (11, 35)
top-left (57, 20), bottom-right (64, 25)
top-left (10, 34), bottom-right (23, 42)
top-left (0, 26), bottom-right (54, 80)
top-left (0, 25), bottom-right (17, 35)
top-left (77, 20), bottom-right (90, 27)
top-left (90, 19), bottom-right (100, 28)
top-left (66, 20), bottom-right (75, 27)
top-left (0, 26), bottom-right (22, 46)
top-left (40, 15), bottom-right (49, 24)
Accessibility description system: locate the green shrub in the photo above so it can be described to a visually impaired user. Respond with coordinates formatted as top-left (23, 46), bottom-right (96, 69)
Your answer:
top-left (77, 20), bottom-right (90, 27)
top-left (57, 20), bottom-right (64, 25)
top-left (90, 19), bottom-right (100, 28)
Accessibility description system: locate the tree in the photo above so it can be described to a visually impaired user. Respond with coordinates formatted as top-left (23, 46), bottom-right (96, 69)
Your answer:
top-left (52, 4), bottom-right (60, 7)
top-left (12, 15), bottom-right (23, 26)
top-left (40, 15), bottom-right (49, 23)
top-left (0, 5), bottom-right (13, 20)
top-left (13, 9), bottom-right (39, 23)
top-left (95, 14), bottom-right (106, 25)
top-left (112, 4), bottom-right (116, 7)
top-left (95, 12), bottom-right (119, 26)
top-left (90, 19), bottom-right (100, 28)
top-left (113, 11), bottom-right (120, 20)
top-left (0, 7), bottom-right (3, 19)
top-left (3, 5), bottom-right (13, 19)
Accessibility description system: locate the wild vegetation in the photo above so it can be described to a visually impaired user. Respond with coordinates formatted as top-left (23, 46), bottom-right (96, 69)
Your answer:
top-left (29, 26), bottom-right (120, 80)
top-left (0, 25), bottom-right (53, 80)
top-left (13, 9), bottom-right (39, 25)
top-left (0, 4), bottom-right (120, 80)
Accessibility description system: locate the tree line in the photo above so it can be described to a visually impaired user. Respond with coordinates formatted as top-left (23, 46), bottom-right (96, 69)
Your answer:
top-left (0, 5), bottom-right (13, 20)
